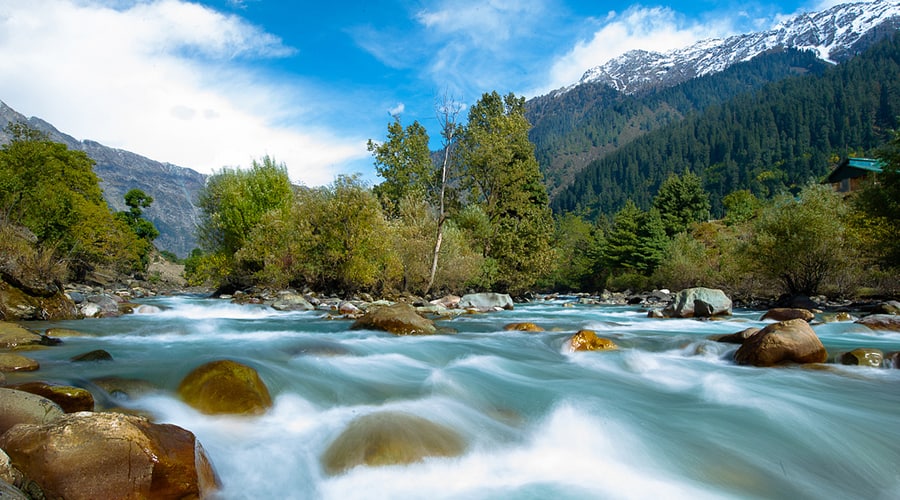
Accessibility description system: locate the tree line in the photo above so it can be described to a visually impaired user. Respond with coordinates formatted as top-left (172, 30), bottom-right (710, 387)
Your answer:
top-left (551, 33), bottom-right (900, 218)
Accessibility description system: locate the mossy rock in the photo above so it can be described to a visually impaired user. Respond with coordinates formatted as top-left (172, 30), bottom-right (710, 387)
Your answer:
top-left (0, 353), bottom-right (39, 372)
top-left (7, 382), bottom-right (94, 413)
top-left (177, 360), bottom-right (272, 415)
top-left (71, 349), bottom-right (113, 362)
top-left (503, 322), bottom-right (544, 332)
top-left (350, 303), bottom-right (437, 335)
top-left (568, 330), bottom-right (618, 352)
top-left (839, 348), bottom-right (884, 368)
top-left (0, 322), bottom-right (43, 349)
top-left (322, 411), bottom-right (465, 475)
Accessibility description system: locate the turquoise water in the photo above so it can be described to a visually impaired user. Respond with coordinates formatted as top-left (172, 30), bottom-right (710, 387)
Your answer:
top-left (19, 296), bottom-right (900, 499)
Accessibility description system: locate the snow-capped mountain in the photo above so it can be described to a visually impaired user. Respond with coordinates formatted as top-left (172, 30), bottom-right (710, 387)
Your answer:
top-left (574, 0), bottom-right (900, 95)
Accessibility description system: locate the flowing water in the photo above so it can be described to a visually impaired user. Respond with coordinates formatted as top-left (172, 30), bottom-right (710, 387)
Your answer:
top-left (19, 296), bottom-right (900, 499)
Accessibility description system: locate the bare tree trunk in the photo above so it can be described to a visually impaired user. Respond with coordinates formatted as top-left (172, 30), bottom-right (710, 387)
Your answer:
top-left (425, 94), bottom-right (462, 295)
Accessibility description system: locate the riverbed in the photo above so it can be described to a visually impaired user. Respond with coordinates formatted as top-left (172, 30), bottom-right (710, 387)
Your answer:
top-left (20, 296), bottom-right (900, 499)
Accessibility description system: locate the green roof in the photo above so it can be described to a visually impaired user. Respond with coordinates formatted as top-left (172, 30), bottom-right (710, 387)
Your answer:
top-left (825, 157), bottom-right (885, 183)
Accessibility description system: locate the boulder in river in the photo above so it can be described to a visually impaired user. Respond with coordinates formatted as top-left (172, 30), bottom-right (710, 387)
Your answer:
top-left (458, 293), bottom-right (514, 312)
top-left (321, 411), bottom-right (465, 475)
top-left (839, 348), bottom-right (884, 368)
top-left (761, 308), bottom-right (815, 322)
top-left (0, 353), bottom-right (39, 372)
top-left (568, 330), bottom-right (618, 352)
top-left (504, 322), bottom-right (544, 332)
top-left (856, 314), bottom-right (900, 332)
top-left (0, 411), bottom-right (219, 500)
top-left (350, 303), bottom-right (437, 335)
top-left (0, 322), bottom-right (44, 349)
top-left (177, 359), bottom-right (272, 415)
top-left (663, 287), bottom-right (732, 318)
top-left (734, 319), bottom-right (827, 367)
top-left (715, 327), bottom-right (761, 345)
top-left (6, 382), bottom-right (94, 413)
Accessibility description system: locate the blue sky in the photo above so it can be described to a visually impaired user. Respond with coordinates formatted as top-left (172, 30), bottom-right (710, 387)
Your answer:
top-left (0, 0), bottom-right (853, 185)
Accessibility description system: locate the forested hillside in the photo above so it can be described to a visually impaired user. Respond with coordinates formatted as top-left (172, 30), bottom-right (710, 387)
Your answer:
top-left (550, 33), bottom-right (900, 217)
top-left (526, 49), bottom-right (829, 199)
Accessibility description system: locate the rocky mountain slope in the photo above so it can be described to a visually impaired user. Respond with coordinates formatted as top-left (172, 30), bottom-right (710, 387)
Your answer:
top-left (528, 0), bottom-right (900, 201)
top-left (570, 0), bottom-right (900, 95)
top-left (0, 101), bottom-right (204, 258)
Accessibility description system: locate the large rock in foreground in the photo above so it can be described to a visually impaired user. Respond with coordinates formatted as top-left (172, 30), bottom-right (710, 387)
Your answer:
top-left (177, 359), bottom-right (272, 415)
top-left (458, 293), bottom-right (514, 312)
top-left (0, 387), bottom-right (65, 435)
top-left (322, 411), bottom-right (465, 475)
top-left (734, 319), bottom-right (827, 367)
top-left (663, 287), bottom-right (732, 318)
top-left (0, 412), bottom-right (218, 500)
top-left (350, 303), bottom-right (437, 335)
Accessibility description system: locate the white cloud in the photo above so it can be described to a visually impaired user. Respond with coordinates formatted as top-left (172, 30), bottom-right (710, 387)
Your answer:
top-left (0, 0), bottom-right (367, 186)
top-left (540, 6), bottom-right (737, 93)
top-left (388, 103), bottom-right (406, 117)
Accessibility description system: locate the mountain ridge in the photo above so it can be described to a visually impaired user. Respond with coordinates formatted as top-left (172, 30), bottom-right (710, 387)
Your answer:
top-left (564, 0), bottom-right (900, 96)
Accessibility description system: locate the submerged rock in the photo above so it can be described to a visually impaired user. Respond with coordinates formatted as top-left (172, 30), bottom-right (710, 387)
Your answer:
top-left (663, 287), bottom-right (732, 318)
top-left (0, 412), bottom-right (219, 500)
top-left (177, 359), bottom-right (272, 415)
top-left (350, 303), bottom-right (437, 335)
top-left (734, 319), bottom-right (827, 367)
top-left (0, 387), bottom-right (65, 435)
top-left (321, 411), bottom-right (465, 475)
top-left (839, 348), bottom-right (884, 368)
top-left (761, 308), bottom-right (815, 322)
top-left (503, 322), bottom-right (544, 332)
top-left (71, 349), bottom-right (113, 362)
top-left (568, 330), bottom-right (618, 352)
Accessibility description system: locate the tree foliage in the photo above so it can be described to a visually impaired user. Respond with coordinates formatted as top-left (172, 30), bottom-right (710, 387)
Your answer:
top-left (457, 91), bottom-right (556, 293)
top-left (0, 123), bottom-right (142, 278)
top-left (747, 184), bottom-right (858, 296)
top-left (651, 170), bottom-right (710, 237)
top-left (367, 118), bottom-right (433, 214)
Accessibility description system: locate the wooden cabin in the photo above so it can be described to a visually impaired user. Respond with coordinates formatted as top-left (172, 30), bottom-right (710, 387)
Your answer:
top-left (824, 157), bottom-right (885, 193)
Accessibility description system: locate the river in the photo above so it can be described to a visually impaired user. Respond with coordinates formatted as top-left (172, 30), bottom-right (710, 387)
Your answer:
top-left (20, 295), bottom-right (900, 499)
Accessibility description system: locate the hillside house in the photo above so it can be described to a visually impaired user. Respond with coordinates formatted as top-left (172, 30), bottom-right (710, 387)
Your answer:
top-left (824, 157), bottom-right (885, 193)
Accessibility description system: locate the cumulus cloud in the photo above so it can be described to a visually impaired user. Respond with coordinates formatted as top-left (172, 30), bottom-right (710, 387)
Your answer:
top-left (0, 0), bottom-right (366, 186)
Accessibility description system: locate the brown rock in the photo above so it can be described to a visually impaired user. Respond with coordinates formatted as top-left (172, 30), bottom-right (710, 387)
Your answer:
top-left (734, 319), bottom-right (827, 367)
top-left (0, 281), bottom-right (78, 321)
top-left (568, 330), bottom-right (618, 352)
top-left (856, 314), bottom-right (900, 332)
top-left (886, 352), bottom-right (900, 369)
top-left (177, 359), bottom-right (272, 415)
top-left (350, 303), bottom-right (437, 335)
top-left (0, 412), bottom-right (218, 500)
top-left (761, 308), bottom-right (815, 322)
top-left (0, 353), bottom-right (39, 372)
top-left (503, 322), bottom-right (545, 332)
top-left (71, 349), bottom-right (113, 362)
top-left (715, 327), bottom-right (761, 345)
top-left (7, 382), bottom-right (94, 413)
top-left (0, 322), bottom-right (43, 349)
top-left (0, 387), bottom-right (64, 435)
top-left (322, 411), bottom-right (465, 475)
top-left (839, 348), bottom-right (884, 368)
